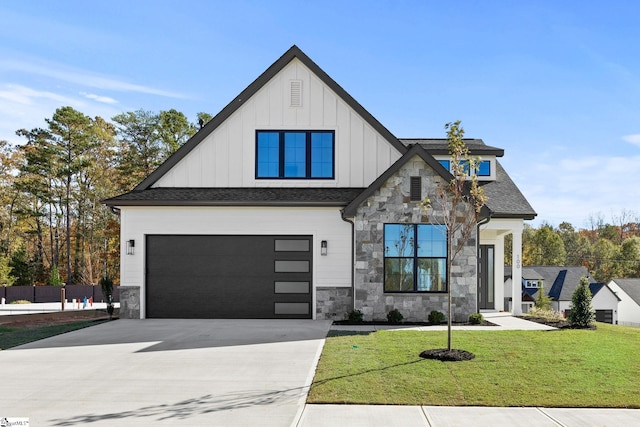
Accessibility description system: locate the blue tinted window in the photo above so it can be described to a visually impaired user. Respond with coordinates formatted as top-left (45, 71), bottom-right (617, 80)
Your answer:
top-left (384, 224), bottom-right (415, 257)
top-left (284, 132), bottom-right (306, 177)
top-left (384, 223), bottom-right (447, 293)
top-left (478, 160), bottom-right (490, 176)
top-left (256, 132), bottom-right (279, 177)
top-left (311, 132), bottom-right (333, 177)
top-left (438, 160), bottom-right (450, 171)
top-left (417, 224), bottom-right (446, 257)
top-left (256, 131), bottom-right (334, 179)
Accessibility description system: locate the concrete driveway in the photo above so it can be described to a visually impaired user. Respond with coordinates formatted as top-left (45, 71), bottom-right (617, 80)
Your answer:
top-left (0, 319), bottom-right (331, 426)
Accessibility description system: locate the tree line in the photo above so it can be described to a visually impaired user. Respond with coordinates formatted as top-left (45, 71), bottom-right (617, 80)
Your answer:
top-left (507, 211), bottom-right (640, 283)
top-left (0, 106), bottom-right (211, 287)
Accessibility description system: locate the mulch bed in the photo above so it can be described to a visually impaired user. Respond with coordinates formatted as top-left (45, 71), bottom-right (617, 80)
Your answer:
top-left (333, 320), bottom-right (497, 327)
top-left (517, 315), bottom-right (596, 330)
top-left (0, 309), bottom-right (117, 328)
top-left (419, 348), bottom-right (476, 362)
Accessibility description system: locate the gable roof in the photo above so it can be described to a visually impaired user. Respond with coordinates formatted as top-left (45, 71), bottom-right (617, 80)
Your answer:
top-left (133, 45), bottom-right (407, 191)
top-left (514, 266), bottom-right (596, 301)
top-left (103, 187), bottom-right (365, 207)
top-left (341, 143), bottom-right (492, 218)
top-left (610, 278), bottom-right (640, 306)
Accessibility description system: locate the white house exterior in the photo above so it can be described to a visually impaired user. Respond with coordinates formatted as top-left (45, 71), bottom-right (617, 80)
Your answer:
top-left (608, 278), bottom-right (640, 327)
top-left (105, 46), bottom-right (536, 321)
top-left (505, 266), bottom-right (619, 324)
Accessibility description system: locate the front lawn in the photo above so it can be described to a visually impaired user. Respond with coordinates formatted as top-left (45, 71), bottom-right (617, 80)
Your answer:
top-left (308, 323), bottom-right (640, 408)
top-left (0, 320), bottom-right (107, 350)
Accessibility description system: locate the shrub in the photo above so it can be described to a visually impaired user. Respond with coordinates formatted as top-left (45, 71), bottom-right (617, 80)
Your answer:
top-left (48, 264), bottom-right (63, 286)
top-left (527, 306), bottom-right (565, 321)
top-left (348, 309), bottom-right (363, 323)
top-left (387, 308), bottom-right (404, 324)
top-left (534, 285), bottom-right (553, 311)
top-left (10, 300), bottom-right (31, 304)
top-left (428, 310), bottom-right (445, 324)
top-left (568, 275), bottom-right (595, 328)
top-left (468, 313), bottom-right (484, 325)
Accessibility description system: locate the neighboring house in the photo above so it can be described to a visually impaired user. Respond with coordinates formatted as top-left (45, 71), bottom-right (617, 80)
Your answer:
top-left (607, 279), bottom-right (640, 327)
top-left (504, 266), bottom-right (620, 324)
top-left (104, 45), bottom-right (536, 321)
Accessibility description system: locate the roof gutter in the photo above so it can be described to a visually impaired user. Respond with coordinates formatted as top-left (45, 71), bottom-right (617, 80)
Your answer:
top-left (340, 209), bottom-right (356, 313)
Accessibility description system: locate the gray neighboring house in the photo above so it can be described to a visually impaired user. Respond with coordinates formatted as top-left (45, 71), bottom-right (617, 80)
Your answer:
top-left (505, 266), bottom-right (620, 324)
top-left (607, 278), bottom-right (640, 326)
top-left (104, 45), bottom-right (536, 321)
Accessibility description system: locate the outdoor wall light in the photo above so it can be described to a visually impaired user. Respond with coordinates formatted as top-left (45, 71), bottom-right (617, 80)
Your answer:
top-left (321, 240), bottom-right (328, 256)
top-left (126, 239), bottom-right (135, 255)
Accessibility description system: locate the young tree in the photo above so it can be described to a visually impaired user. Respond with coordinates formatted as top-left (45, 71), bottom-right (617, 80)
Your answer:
top-left (421, 120), bottom-right (487, 351)
top-left (0, 253), bottom-right (15, 286)
top-left (568, 275), bottom-right (595, 328)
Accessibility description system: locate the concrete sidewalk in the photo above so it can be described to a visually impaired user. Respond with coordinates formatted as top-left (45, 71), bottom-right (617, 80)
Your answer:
top-left (296, 405), bottom-right (640, 426)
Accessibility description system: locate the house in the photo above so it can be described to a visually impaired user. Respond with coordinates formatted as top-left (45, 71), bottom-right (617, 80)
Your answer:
top-left (607, 278), bottom-right (640, 326)
top-left (104, 45), bottom-right (536, 321)
top-left (505, 266), bottom-right (620, 324)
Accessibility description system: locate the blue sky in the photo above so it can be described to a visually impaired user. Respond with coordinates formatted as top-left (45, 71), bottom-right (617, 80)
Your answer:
top-left (1, 0), bottom-right (639, 228)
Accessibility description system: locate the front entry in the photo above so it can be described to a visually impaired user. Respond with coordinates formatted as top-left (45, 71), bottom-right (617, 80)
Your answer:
top-left (478, 245), bottom-right (495, 310)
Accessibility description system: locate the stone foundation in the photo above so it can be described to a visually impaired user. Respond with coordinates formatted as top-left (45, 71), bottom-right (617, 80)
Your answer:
top-left (118, 286), bottom-right (141, 319)
top-left (315, 287), bottom-right (353, 320)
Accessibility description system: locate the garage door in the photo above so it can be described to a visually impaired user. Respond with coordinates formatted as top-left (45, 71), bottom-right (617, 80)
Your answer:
top-left (595, 309), bottom-right (613, 324)
top-left (146, 235), bottom-right (312, 319)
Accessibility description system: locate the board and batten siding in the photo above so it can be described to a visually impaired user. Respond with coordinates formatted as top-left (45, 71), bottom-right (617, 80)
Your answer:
top-left (152, 58), bottom-right (401, 188)
top-left (120, 206), bottom-right (352, 318)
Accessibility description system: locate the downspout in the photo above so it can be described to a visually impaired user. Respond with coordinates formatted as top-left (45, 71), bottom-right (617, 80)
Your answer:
top-left (476, 214), bottom-right (492, 313)
top-left (340, 210), bottom-right (356, 312)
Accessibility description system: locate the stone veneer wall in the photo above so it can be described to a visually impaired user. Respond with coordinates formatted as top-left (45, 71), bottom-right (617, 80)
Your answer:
top-left (118, 286), bottom-right (141, 319)
top-left (316, 287), bottom-right (353, 320)
top-left (353, 155), bottom-right (478, 322)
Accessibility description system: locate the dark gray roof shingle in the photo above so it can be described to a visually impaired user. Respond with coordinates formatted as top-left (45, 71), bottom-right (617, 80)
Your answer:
top-left (400, 138), bottom-right (504, 156)
top-left (103, 187), bottom-right (366, 207)
top-left (481, 161), bottom-right (536, 219)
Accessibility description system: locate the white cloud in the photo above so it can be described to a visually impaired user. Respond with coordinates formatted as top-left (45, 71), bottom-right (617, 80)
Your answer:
top-left (517, 154), bottom-right (640, 228)
top-left (0, 58), bottom-right (187, 99)
top-left (622, 134), bottom-right (640, 147)
top-left (0, 84), bottom-right (78, 106)
top-left (80, 92), bottom-right (118, 104)
top-left (0, 83), bottom-right (120, 144)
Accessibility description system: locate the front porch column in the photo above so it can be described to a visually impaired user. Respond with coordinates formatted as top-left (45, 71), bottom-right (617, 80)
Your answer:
top-left (511, 229), bottom-right (523, 315)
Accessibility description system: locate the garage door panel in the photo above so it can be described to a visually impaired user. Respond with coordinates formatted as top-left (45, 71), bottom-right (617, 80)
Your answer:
top-left (146, 235), bottom-right (312, 319)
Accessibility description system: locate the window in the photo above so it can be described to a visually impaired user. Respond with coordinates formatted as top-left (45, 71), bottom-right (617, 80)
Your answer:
top-left (525, 280), bottom-right (541, 289)
top-left (256, 131), bottom-right (334, 179)
top-left (437, 159), bottom-right (491, 177)
top-left (384, 224), bottom-right (447, 292)
top-left (477, 160), bottom-right (490, 176)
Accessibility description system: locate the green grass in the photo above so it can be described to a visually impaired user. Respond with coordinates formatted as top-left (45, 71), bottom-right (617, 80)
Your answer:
top-left (308, 323), bottom-right (640, 408)
top-left (0, 320), bottom-right (107, 350)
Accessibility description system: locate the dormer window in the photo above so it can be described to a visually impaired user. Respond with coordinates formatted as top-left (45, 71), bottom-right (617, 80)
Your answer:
top-left (436, 157), bottom-right (494, 180)
top-left (256, 130), bottom-right (334, 179)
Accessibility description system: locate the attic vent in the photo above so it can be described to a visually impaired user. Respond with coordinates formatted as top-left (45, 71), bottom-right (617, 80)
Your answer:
top-left (410, 176), bottom-right (421, 201)
top-left (290, 80), bottom-right (302, 107)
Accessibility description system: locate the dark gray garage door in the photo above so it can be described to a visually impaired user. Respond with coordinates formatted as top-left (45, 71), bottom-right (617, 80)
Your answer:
top-left (146, 235), bottom-right (312, 319)
top-left (595, 309), bottom-right (613, 324)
